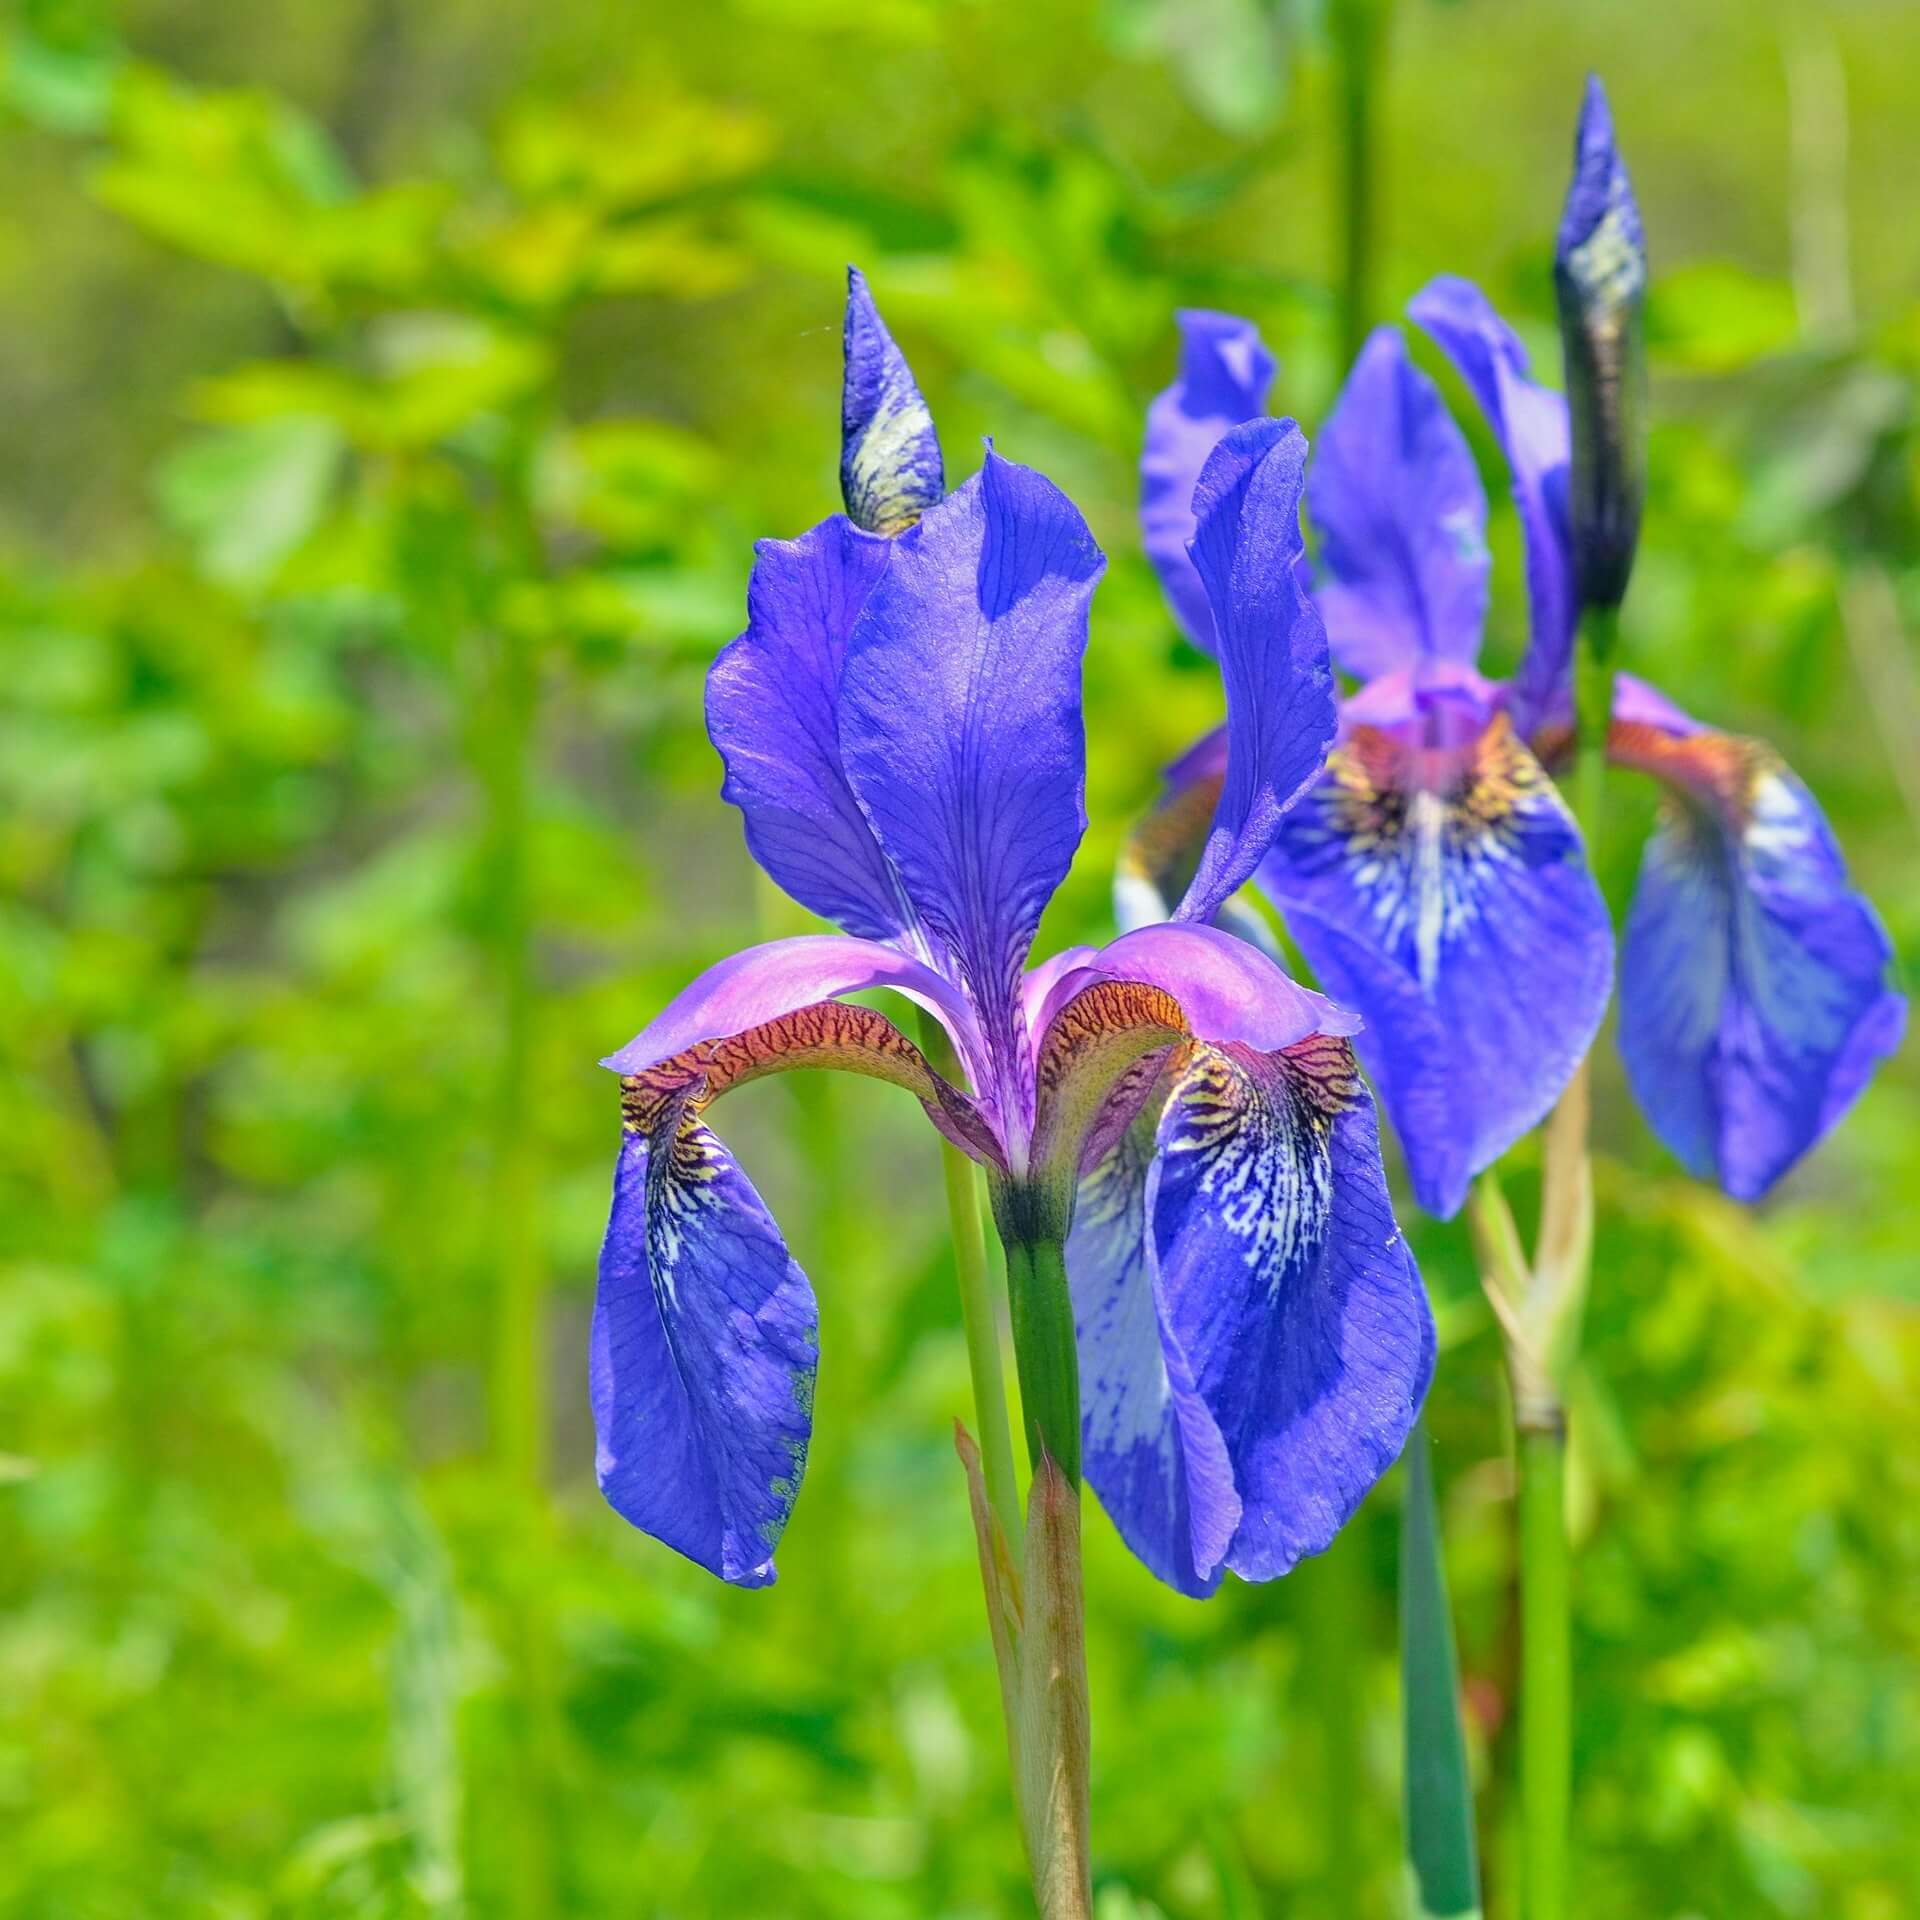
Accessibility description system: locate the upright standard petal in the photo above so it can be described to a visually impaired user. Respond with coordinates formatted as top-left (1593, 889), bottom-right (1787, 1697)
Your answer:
top-left (1410, 277), bottom-right (1575, 731)
top-left (838, 449), bottom-right (1106, 1122)
top-left (841, 266), bottom-right (945, 537)
top-left (1148, 1034), bottom-right (1434, 1580)
top-left (1610, 701), bottom-right (1905, 1200)
top-left (1140, 309), bottom-right (1277, 655)
top-left (1305, 327), bottom-right (1491, 680)
top-left (592, 1117), bottom-right (817, 1587)
top-left (1174, 419), bottom-right (1337, 926)
top-left (707, 518), bottom-right (915, 942)
top-left (1259, 710), bottom-right (1612, 1219)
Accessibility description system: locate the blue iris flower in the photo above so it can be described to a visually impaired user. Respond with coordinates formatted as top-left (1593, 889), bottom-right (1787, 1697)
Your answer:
top-left (592, 269), bottom-right (1433, 1595)
top-left (1125, 80), bottom-right (1904, 1220)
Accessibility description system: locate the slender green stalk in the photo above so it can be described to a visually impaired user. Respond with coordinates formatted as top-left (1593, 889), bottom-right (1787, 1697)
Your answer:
top-left (1330, 0), bottom-right (1394, 367)
top-left (1571, 606), bottom-right (1617, 867)
top-left (917, 1012), bottom-right (1023, 1558)
top-left (1502, 597), bottom-right (1615, 1918)
top-left (1516, 1424), bottom-right (1570, 1920)
top-left (998, 1232), bottom-right (1082, 1487)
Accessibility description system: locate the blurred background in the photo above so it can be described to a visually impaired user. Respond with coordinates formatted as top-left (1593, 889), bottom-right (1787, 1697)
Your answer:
top-left (2, 1), bottom-right (1915, 1915)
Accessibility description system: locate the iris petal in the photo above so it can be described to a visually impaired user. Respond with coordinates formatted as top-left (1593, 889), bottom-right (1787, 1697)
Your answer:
top-left (1140, 309), bottom-right (1277, 655)
top-left (592, 990), bottom-right (1000, 1582)
top-left (1305, 327), bottom-right (1491, 679)
top-left (1149, 1034), bottom-right (1434, 1581)
top-left (1409, 277), bottom-right (1575, 731)
top-left (601, 933), bottom-right (978, 1089)
top-left (1610, 699), bottom-right (1905, 1199)
top-left (1175, 418), bottom-right (1336, 926)
top-left (838, 449), bottom-right (1105, 1123)
top-left (1068, 1089), bottom-right (1240, 1597)
top-left (592, 1121), bottom-right (816, 1588)
top-left (707, 518), bottom-right (914, 942)
top-left (1091, 920), bottom-right (1358, 1054)
top-left (840, 266), bottom-right (944, 536)
top-left (1259, 712), bottom-right (1612, 1219)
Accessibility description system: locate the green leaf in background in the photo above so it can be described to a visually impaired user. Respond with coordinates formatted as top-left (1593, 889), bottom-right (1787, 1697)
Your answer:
top-left (1102, 0), bottom-right (1301, 135)
top-left (1646, 262), bottom-right (1799, 373)
top-left (1400, 1418), bottom-right (1482, 1920)
top-left (153, 416), bottom-right (344, 591)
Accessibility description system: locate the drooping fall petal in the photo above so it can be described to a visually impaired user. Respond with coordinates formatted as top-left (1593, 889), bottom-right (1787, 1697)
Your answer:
top-left (1259, 709), bottom-right (1611, 1219)
top-left (1610, 688), bottom-right (1904, 1199)
top-left (1148, 1034), bottom-right (1434, 1581)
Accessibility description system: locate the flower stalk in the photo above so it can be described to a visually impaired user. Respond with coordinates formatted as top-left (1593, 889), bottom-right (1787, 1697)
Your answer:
top-left (919, 1010), bottom-right (1024, 1563)
top-left (992, 1209), bottom-right (1083, 1488)
top-left (957, 1430), bottom-right (1093, 1920)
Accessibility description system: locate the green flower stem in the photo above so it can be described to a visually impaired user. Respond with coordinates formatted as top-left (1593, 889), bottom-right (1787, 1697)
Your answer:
top-left (993, 1217), bottom-right (1082, 1488)
top-left (1470, 1161), bottom-right (1575, 1920)
top-left (1572, 605), bottom-right (1618, 868)
top-left (1517, 1421), bottom-right (1570, 1920)
top-left (943, 1144), bottom-right (1025, 1558)
top-left (1330, 0), bottom-right (1395, 368)
top-left (917, 1013), bottom-right (1024, 1559)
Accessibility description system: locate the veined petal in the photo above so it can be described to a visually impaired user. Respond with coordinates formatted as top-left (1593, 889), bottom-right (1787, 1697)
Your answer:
top-left (601, 934), bottom-right (977, 1086)
top-left (841, 266), bottom-right (944, 536)
top-left (1259, 712), bottom-right (1612, 1219)
top-left (614, 993), bottom-right (998, 1167)
top-left (1140, 309), bottom-right (1277, 655)
top-left (1175, 419), bottom-right (1337, 926)
top-left (1410, 277), bottom-right (1574, 731)
top-left (707, 518), bottom-right (914, 942)
top-left (839, 449), bottom-right (1105, 1123)
top-left (1306, 328), bottom-right (1490, 679)
top-left (592, 986), bottom-right (1004, 1582)
top-left (591, 1120), bottom-right (816, 1587)
top-left (1610, 701), bottom-right (1905, 1200)
top-left (1149, 1034), bottom-right (1434, 1581)
top-left (1068, 1089), bottom-right (1239, 1596)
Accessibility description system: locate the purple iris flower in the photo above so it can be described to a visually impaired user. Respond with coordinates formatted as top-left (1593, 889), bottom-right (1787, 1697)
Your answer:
top-left (1124, 83), bottom-right (1904, 1219)
top-left (592, 269), bottom-right (1434, 1595)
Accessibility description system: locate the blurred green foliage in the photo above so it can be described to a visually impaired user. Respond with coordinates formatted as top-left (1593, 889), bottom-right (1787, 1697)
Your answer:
top-left (1, 2), bottom-right (1915, 1916)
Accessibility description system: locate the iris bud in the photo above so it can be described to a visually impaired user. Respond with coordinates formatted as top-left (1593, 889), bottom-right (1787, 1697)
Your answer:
top-left (841, 265), bottom-right (945, 536)
top-left (1554, 76), bottom-right (1647, 622)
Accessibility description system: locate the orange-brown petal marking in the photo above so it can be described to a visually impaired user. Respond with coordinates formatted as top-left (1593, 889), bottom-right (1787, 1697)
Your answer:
top-left (1606, 718), bottom-right (1774, 830)
top-left (1029, 978), bottom-right (1194, 1215)
top-left (621, 999), bottom-right (1001, 1170)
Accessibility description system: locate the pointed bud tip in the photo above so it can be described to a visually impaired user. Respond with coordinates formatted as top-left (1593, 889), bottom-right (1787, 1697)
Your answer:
top-left (1554, 74), bottom-right (1647, 613)
top-left (839, 266), bottom-right (945, 536)
top-left (1556, 73), bottom-right (1645, 293)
